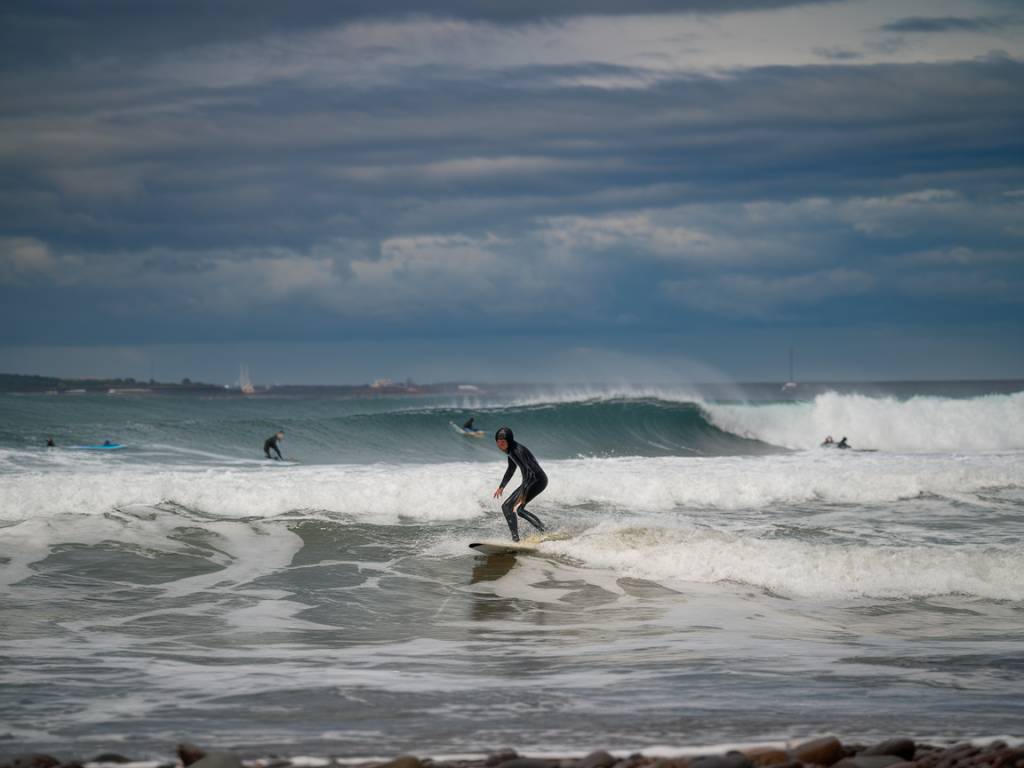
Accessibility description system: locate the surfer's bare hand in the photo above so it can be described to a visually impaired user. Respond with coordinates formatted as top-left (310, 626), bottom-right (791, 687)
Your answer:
top-left (493, 486), bottom-right (504, 498)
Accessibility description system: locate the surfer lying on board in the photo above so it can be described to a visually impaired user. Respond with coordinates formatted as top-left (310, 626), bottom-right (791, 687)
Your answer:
top-left (492, 426), bottom-right (547, 542)
top-left (263, 430), bottom-right (285, 460)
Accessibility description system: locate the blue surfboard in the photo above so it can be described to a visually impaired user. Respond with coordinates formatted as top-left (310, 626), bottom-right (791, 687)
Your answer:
top-left (72, 443), bottom-right (126, 450)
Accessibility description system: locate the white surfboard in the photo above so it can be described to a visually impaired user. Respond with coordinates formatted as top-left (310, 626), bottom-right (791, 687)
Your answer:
top-left (468, 539), bottom-right (538, 555)
top-left (450, 421), bottom-right (486, 438)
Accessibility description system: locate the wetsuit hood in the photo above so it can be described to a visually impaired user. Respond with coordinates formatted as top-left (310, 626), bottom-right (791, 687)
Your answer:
top-left (495, 426), bottom-right (514, 448)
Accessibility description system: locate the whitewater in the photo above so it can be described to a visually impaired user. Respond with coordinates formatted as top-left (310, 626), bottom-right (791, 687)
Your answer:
top-left (1, 383), bottom-right (1022, 757)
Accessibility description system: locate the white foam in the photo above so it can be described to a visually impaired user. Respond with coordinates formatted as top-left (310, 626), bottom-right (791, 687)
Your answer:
top-left (1, 451), bottom-right (1022, 526)
top-left (704, 391), bottom-right (1024, 452)
top-left (0, 504), bottom-right (304, 596)
top-left (542, 523), bottom-right (1024, 600)
top-left (493, 383), bottom-right (711, 407)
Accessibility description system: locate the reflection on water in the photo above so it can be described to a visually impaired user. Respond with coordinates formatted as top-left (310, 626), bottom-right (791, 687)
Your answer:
top-left (470, 553), bottom-right (518, 584)
top-left (469, 552), bottom-right (520, 622)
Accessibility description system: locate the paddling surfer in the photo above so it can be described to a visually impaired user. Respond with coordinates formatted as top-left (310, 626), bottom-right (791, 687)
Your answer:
top-left (492, 426), bottom-right (547, 542)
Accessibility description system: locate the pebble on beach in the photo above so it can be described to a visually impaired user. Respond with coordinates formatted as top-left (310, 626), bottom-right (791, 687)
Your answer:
top-left (3, 736), bottom-right (1023, 768)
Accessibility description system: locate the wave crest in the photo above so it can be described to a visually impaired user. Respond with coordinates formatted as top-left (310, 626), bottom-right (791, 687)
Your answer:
top-left (544, 524), bottom-right (1024, 600)
top-left (704, 391), bottom-right (1024, 452)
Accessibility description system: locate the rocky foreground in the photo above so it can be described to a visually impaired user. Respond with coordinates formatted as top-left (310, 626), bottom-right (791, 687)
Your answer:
top-left (3, 737), bottom-right (1023, 768)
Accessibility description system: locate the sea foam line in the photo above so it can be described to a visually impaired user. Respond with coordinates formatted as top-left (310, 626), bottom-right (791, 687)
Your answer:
top-left (543, 523), bottom-right (1024, 600)
top-left (1, 452), bottom-right (1022, 523)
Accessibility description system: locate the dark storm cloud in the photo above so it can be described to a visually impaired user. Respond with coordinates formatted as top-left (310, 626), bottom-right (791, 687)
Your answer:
top-left (6, 57), bottom-right (1021, 252)
top-left (1, 2), bottom-right (1022, 359)
top-left (879, 15), bottom-right (1017, 34)
top-left (0, 0), bottom-right (840, 67)
top-left (813, 47), bottom-right (863, 61)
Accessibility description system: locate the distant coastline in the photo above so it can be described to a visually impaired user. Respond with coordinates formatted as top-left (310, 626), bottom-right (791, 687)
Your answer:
top-left (1, 372), bottom-right (1022, 400)
top-left (0, 372), bottom-right (477, 397)
top-left (0, 372), bottom-right (225, 396)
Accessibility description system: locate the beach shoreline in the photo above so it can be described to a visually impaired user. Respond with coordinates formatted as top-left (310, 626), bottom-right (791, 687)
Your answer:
top-left (5, 735), bottom-right (1023, 768)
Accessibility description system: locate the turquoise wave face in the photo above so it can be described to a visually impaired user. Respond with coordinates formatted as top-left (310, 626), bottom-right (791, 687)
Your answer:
top-left (0, 394), bottom-right (780, 466)
top-left (330, 397), bottom-right (780, 462)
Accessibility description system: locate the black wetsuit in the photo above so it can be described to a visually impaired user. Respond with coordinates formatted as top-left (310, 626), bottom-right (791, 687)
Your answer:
top-left (463, 418), bottom-right (475, 430)
top-left (498, 440), bottom-right (548, 541)
top-left (264, 434), bottom-right (283, 460)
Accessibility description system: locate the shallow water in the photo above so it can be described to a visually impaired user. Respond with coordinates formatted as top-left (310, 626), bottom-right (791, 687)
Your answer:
top-left (1, 384), bottom-right (1022, 757)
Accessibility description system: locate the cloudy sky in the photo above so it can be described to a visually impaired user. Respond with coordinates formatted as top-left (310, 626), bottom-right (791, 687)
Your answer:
top-left (1, 0), bottom-right (1022, 384)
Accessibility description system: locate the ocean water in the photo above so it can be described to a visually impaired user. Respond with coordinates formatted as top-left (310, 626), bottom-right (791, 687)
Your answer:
top-left (1, 383), bottom-right (1023, 758)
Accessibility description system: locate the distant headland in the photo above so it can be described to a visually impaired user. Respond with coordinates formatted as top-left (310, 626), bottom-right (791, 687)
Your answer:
top-left (0, 372), bottom-right (483, 397)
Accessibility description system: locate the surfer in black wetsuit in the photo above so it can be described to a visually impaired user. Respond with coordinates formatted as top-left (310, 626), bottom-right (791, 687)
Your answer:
top-left (264, 430), bottom-right (284, 460)
top-left (492, 426), bottom-right (547, 542)
top-left (46, 438), bottom-right (55, 447)
top-left (462, 417), bottom-right (476, 431)
top-left (837, 436), bottom-right (849, 449)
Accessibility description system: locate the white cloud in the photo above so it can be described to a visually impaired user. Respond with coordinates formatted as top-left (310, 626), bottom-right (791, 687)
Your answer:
top-left (333, 155), bottom-right (583, 184)
top-left (348, 233), bottom-right (507, 311)
top-left (8, 180), bottom-right (1019, 326)
top-left (151, 239), bottom-right (499, 316)
top-left (0, 234), bottom-right (520, 317)
top-left (0, 237), bottom-right (59, 283)
top-left (838, 189), bottom-right (988, 236)
top-left (140, 0), bottom-right (1024, 95)
top-left (539, 212), bottom-right (726, 262)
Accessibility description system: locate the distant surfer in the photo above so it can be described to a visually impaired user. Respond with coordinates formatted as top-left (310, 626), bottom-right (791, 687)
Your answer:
top-left (837, 436), bottom-right (849, 449)
top-left (263, 430), bottom-right (285, 460)
top-left (822, 435), bottom-right (834, 447)
top-left (492, 426), bottom-right (547, 542)
top-left (462, 417), bottom-right (476, 431)
top-left (46, 438), bottom-right (55, 447)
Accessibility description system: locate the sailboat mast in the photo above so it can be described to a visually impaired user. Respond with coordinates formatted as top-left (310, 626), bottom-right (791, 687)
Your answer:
top-left (781, 347), bottom-right (798, 393)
